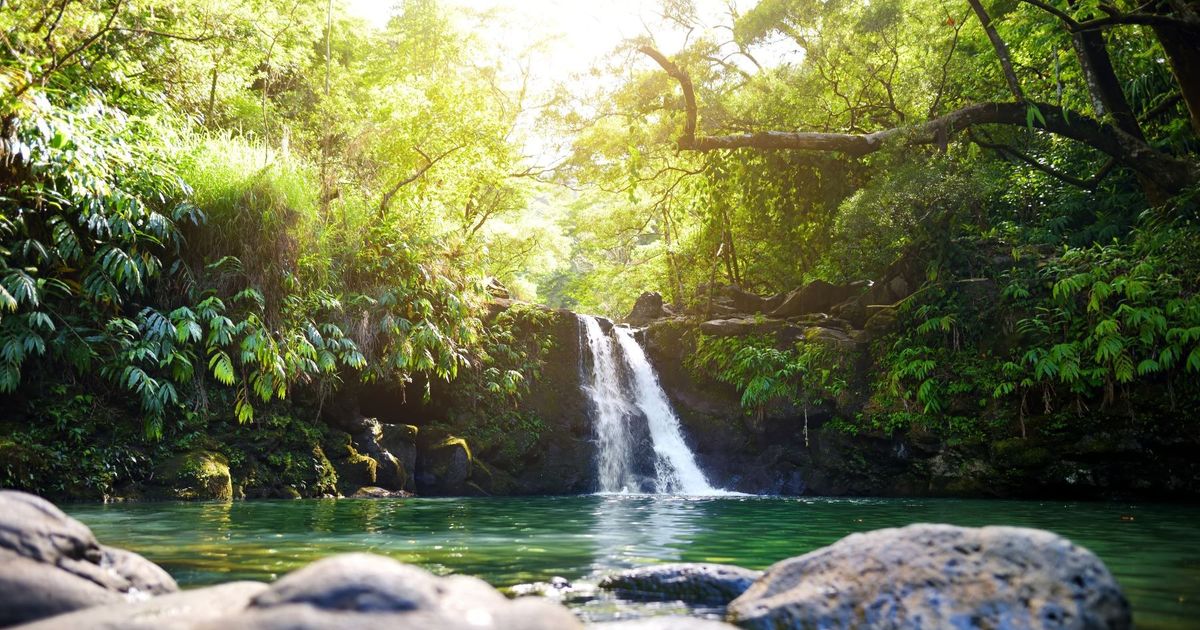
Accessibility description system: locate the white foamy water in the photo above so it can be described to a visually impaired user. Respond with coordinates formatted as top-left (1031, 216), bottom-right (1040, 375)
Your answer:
top-left (579, 315), bottom-right (727, 495)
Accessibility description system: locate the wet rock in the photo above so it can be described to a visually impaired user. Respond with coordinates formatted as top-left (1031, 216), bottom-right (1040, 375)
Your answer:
top-left (770, 281), bottom-right (862, 319)
top-left (348, 418), bottom-right (406, 491)
top-left (506, 576), bottom-right (576, 599)
top-left (380, 423), bottom-right (419, 491)
top-left (0, 490), bottom-right (179, 626)
top-left (350, 486), bottom-right (414, 499)
top-left (728, 524), bottom-right (1131, 630)
top-left (200, 553), bottom-right (581, 629)
top-left (14, 581), bottom-right (268, 630)
top-left (627, 291), bottom-right (673, 326)
top-left (153, 451), bottom-right (233, 501)
top-left (599, 563), bottom-right (762, 606)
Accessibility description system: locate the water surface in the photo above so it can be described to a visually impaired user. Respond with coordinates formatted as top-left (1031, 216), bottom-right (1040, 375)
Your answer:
top-left (67, 496), bottom-right (1200, 628)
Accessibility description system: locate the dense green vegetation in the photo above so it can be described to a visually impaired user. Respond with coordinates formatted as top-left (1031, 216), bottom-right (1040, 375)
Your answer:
top-left (1, 0), bottom-right (1198, 498)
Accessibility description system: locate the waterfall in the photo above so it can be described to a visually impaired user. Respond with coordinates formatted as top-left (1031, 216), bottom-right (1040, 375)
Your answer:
top-left (579, 315), bottom-right (721, 495)
top-left (612, 327), bottom-right (718, 495)
top-left (581, 316), bottom-right (638, 493)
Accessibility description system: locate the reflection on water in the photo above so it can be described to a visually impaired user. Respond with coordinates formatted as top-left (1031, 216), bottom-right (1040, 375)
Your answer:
top-left (66, 496), bottom-right (1200, 629)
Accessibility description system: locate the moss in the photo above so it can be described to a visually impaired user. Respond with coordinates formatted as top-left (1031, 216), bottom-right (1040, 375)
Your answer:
top-left (329, 438), bottom-right (377, 496)
top-left (156, 451), bottom-right (233, 501)
top-left (435, 437), bottom-right (473, 463)
top-left (991, 438), bottom-right (1053, 469)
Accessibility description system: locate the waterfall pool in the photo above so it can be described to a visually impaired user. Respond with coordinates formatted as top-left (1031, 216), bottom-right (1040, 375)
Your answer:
top-left (65, 495), bottom-right (1198, 628)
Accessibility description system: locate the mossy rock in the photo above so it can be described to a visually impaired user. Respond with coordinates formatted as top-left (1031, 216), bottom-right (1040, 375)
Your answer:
top-left (332, 442), bottom-right (377, 496)
top-left (418, 436), bottom-right (473, 494)
top-left (154, 451), bottom-right (233, 501)
top-left (991, 438), bottom-right (1053, 469)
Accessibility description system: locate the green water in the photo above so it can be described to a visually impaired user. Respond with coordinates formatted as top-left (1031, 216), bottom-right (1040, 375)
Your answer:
top-left (66, 496), bottom-right (1199, 628)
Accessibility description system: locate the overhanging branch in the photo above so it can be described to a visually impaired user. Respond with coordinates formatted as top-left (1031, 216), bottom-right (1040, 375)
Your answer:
top-left (637, 47), bottom-right (1199, 194)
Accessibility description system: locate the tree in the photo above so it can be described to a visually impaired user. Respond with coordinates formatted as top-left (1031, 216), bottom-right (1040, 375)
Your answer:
top-left (637, 0), bottom-right (1198, 197)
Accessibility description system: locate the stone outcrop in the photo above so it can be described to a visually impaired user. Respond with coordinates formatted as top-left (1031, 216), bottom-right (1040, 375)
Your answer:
top-left (626, 291), bottom-right (674, 325)
top-left (599, 563), bottom-right (762, 606)
top-left (728, 524), bottom-right (1131, 630)
top-left (416, 436), bottom-right (474, 494)
top-left (0, 491), bottom-right (178, 626)
top-left (770, 280), bottom-right (864, 319)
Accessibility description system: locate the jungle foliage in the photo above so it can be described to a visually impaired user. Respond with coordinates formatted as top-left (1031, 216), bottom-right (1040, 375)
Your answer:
top-left (2, 0), bottom-right (1200, 492)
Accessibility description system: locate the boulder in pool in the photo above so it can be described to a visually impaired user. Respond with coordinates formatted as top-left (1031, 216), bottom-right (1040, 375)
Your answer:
top-left (591, 618), bottom-right (741, 629)
top-left (728, 523), bottom-right (1131, 630)
top-left (199, 553), bottom-right (582, 629)
top-left (0, 490), bottom-right (178, 626)
top-left (599, 563), bottom-right (762, 606)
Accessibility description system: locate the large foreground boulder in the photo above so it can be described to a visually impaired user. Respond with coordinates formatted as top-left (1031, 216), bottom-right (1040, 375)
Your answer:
top-left (728, 524), bottom-right (1130, 630)
top-left (0, 490), bottom-right (178, 626)
top-left (197, 553), bottom-right (581, 629)
top-left (599, 563), bottom-right (762, 606)
top-left (15, 582), bottom-right (268, 630)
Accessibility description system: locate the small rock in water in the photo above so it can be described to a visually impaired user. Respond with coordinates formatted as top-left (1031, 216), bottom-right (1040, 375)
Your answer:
top-left (728, 523), bottom-right (1131, 630)
top-left (599, 563), bottom-right (762, 606)
top-left (589, 618), bottom-right (740, 629)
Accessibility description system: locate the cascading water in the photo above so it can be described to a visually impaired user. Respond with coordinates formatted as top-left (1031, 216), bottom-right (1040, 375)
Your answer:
top-left (612, 327), bottom-right (718, 494)
top-left (579, 315), bottom-right (722, 495)
top-left (581, 316), bottom-right (639, 493)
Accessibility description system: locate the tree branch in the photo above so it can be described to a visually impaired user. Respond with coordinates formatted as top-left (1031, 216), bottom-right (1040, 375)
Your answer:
top-left (638, 47), bottom-right (1199, 194)
top-left (637, 46), bottom-right (696, 144)
top-left (968, 129), bottom-right (1115, 189)
top-left (966, 0), bottom-right (1026, 101)
top-left (378, 144), bottom-right (465, 216)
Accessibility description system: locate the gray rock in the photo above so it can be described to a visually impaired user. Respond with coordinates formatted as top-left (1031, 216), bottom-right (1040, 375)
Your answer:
top-left (728, 524), bottom-right (1131, 630)
top-left (203, 553), bottom-right (582, 629)
top-left (418, 437), bottom-right (473, 494)
top-left (0, 550), bottom-right (122, 627)
top-left (100, 546), bottom-right (178, 596)
top-left (599, 563), bottom-right (762, 606)
top-left (0, 490), bottom-right (101, 566)
top-left (13, 581), bottom-right (267, 630)
top-left (626, 292), bottom-right (673, 326)
top-left (770, 281), bottom-right (861, 319)
top-left (349, 486), bottom-right (414, 498)
top-left (0, 490), bottom-right (179, 626)
top-left (699, 318), bottom-right (786, 337)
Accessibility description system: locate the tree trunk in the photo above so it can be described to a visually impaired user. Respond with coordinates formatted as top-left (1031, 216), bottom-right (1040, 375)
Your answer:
top-left (1068, 25), bottom-right (1164, 199)
top-left (1153, 22), bottom-right (1200, 137)
top-left (1070, 29), bottom-right (1142, 140)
